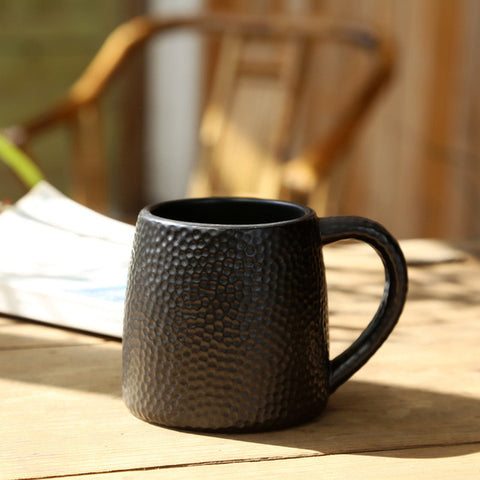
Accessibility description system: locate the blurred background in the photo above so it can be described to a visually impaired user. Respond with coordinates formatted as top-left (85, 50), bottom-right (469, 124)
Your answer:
top-left (0, 0), bottom-right (479, 240)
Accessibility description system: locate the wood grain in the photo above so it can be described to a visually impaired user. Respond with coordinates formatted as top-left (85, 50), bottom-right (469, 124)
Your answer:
top-left (62, 444), bottom-right (480, 479)
top-left (1, 244), bottom-right (479, 479)
top-left (0, 319), bottom-right (105, 350)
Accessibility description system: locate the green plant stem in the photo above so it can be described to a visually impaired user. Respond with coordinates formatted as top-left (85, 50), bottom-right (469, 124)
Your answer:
top-left (0, 134), bottom-right (44, 189)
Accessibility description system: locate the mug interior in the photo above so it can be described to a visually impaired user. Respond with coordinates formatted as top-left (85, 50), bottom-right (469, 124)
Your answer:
top-left (150, 198), bottom-right (310, 226)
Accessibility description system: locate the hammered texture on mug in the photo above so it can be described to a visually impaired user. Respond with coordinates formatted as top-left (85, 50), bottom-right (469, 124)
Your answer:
top-left (122, 215), bottom-right (329, 432)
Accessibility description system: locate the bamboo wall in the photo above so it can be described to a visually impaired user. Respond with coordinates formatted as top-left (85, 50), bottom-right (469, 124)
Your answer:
top-left (209, 0), bottom-right (480, 240)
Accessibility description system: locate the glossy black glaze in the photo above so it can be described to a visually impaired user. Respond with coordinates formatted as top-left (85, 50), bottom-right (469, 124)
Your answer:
top-left (122, 198), bottom-right (408, 432)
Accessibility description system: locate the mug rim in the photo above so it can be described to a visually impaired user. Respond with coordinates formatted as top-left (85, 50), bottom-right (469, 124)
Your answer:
top-left (141, 197), bottom-right (316, 229)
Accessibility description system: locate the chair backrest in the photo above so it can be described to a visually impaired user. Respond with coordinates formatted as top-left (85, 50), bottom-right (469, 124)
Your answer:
top-left (190, 30), bottom-right (310, 201)
top-left (2, 14), bottom-right (394, 215)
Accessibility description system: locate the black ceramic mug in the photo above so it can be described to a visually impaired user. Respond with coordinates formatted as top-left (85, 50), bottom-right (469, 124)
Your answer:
top-left (122, 197), bottom-right (408, 432)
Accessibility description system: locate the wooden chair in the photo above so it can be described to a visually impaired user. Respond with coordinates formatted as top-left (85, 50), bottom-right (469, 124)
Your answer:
top-left (1, 13), bottom-right (394, 216)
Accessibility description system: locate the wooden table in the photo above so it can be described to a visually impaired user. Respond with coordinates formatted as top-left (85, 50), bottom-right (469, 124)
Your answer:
top-left (1, 240), bottom-right (479, 479)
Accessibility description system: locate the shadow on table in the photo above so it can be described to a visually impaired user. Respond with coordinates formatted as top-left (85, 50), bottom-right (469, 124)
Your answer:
top-left (0, 325), bottom-right (122, 396)
top-left (210, 380), bottom-right (480, 459)
top-left (1, 323), bottom-right (479, 459)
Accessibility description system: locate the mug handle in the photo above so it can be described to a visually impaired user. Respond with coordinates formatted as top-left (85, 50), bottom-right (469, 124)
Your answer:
top-left (318, 216), bottom-right (408, 393)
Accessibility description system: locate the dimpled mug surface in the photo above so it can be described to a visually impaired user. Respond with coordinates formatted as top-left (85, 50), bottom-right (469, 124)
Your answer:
top-left (122, 198), bottom-right (408, 432)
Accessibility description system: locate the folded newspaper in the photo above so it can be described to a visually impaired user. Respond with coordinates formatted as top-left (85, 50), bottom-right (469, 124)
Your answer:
top-left (0, 181), bottom-right (134, 338)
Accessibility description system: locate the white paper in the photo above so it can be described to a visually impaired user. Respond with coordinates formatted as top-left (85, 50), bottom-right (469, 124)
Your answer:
top-left (0, 182), bottom-right (135, 338)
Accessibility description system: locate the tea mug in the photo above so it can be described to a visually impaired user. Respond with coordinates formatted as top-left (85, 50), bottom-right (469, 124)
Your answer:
top-left (122, 197), bottom-right (408, 432)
